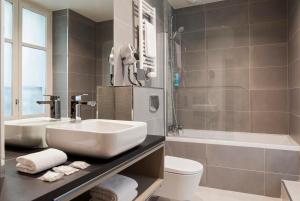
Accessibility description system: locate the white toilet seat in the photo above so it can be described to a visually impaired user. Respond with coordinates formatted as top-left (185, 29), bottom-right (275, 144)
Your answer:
top-left (165, 156), bottom-right (203, 175)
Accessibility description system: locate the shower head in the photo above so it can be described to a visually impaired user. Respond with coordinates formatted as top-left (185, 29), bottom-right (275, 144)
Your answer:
top-left (172, 26), bottom-right (185, 39)
top-left (177, 26), bottom-right (185, 33)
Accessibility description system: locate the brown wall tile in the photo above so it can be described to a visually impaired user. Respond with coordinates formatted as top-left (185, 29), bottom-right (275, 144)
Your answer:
top-left (177, 110), bottom-right (206, 129)
top-left (176, 11), bottom-right (205, 32)
top-left (207, 47), bottom-right (249, 69)
top-left (288, 30), bottom-right (300, 63)
top-left (250, 21), bottom-right (287, 45)
top-left (288, 59), bottom-right (300, 88)
top-left (266, 149), bottom-right (300, 175)
top-left (182, 70), bottom-right (207, 87)
top-left (205, 111), bottom-right (251, 132)
top-left (207, 88), bottom-right (250, 111)
top-left (207, 145), bottom-right (265, 171)
top-left (165, 141), bottom-right (206, 162)
top-left (208, 68), bottom-right (249, 89)
top-left (249, 0), bottom-right (287, 24)
top-left (250, 44), bottom-right (287, 67)
top-left (288, 0), bottom-right (300, 38)
top-left (290, 88), bottom-right (300, 116)
top-left (182, 51), bottom-right (206, 70)
top-left (206, 4), bottom-right (248, 28)
top-left (250, 67), bottom-right (287, 90)
top-left (206, 166), bottom-right (265, 195)
top-left (181, 31), bottom-right (205, 52)
top-left (251, 90), bottom-right (288, 112)
top-left (206, 26), bottom-right (249, 49)
top-left (290, 114), bottom-right (300, 144)
top-left (251, 112), bottom-right (289, 134)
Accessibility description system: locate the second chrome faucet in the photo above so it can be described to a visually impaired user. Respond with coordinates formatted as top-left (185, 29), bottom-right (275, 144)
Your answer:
top-left (37, 94), bottom-right (96, 120)
top-left (70, 94), bottom-right (96, 120)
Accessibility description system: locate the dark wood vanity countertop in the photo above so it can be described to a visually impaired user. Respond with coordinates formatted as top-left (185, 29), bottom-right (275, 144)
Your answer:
top-left (0, 135), bottom-right (165, 201)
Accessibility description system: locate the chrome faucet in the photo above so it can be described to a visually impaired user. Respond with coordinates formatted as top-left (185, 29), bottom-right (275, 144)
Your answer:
top-left (37, 95), bottom-right (61, 119)
top-left (70, 94), bottom-right (96, 120)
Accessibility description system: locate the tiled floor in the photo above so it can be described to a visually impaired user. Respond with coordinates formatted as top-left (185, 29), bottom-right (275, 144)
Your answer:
top-left (155, 187), bottom-right (282, 201)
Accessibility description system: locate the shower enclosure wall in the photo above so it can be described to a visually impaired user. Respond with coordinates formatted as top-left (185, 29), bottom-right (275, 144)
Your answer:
top-left (167, 0), bottom-right (289, 135)
top-left (165, 0), bottom-right (300, 198)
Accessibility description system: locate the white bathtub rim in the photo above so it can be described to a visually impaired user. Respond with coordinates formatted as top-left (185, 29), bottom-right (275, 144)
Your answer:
top-left (167, 136), bottom-right (300, 151)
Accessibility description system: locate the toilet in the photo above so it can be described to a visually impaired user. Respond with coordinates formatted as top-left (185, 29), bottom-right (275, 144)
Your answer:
top-left (155, 156), bottom-right (203, 201)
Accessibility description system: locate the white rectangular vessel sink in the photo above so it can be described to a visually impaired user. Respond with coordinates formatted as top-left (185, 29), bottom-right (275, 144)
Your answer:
top-left (5, 117), bottom-right (71, 148)
top-left (46, 119), bottom-right (147, 158)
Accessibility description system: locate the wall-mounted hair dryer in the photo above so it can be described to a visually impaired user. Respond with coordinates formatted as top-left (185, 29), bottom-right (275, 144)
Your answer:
top-left (120, 44), bottom-right (141, 86)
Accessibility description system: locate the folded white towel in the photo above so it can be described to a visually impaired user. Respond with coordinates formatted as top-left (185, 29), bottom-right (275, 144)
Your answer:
top-left (90, 189), bottom-right (138, 201)
top-left (90, 174), bottom-right (138, 201)
top-left (38, 171), bottom-right (64, 182)
top-left (145, 20), bottom-right (156, 58)
top-left (16, 148), bottom-right (67, 174)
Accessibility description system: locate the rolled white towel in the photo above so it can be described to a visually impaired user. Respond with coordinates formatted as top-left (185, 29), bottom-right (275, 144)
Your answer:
top-left (90, 189), bottom-right (138, 201)
top-left (16, 148), bottom-right (67, 174)
top-left (90, 174), bottom-right (138, 201)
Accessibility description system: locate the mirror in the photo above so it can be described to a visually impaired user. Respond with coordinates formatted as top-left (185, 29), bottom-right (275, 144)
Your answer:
top-left (0, 0), bottom-right (114, 168)
top-left (3, 0), bottom-right (114, 121)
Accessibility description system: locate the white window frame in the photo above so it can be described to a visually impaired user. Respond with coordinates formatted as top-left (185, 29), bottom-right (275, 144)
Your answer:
top-left (3, 0), bottom-right (52, 120)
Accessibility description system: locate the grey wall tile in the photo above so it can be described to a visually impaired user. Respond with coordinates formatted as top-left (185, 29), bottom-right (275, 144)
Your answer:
top-left (182, 51), bottom-right (206, 70)
top-left (250, 67), bottom-right (287, 90)
top-left (206, 4), bottom-right (248, 28)
top-left (176, 88), bottom-right (207, 109)
top-left (266, 149), bottom-right (300, 175)
top-left (205, 111), bottom-right (251, 132)
top-left (251, 112), bottom-right (289, 134)
top-left (290, 88), bottom-right (300, 116)
top-left (206, 26), bottom-right (249, 49)
top-left (208, 68), bottom-right (249, 89)
top-left (250, 44), bottom-right (287, 67)
top-left (207, 47), bottom-right (249, 69)
top-left (205, 0), bottom-right (248, 10)
top-left (166, 141), bottom-right (206, 162)
top-left (250, 90), bottom-right (288, 112)
top-left (250, 21), bottom-right (287, 45)
top-left (288, 0), bottom-right (300, 38)
top-left (175, 4), bottom-right (204, 15)
top-left (290, 114), bottom-right (300, 144)
top-left (249, 0), bottom-right (287, 24)
top-left (288, 59), bottom-right (300, 88)
top-left (206, 166), bottom-right (265, 195)
top-left (176, 11), bottom-right (205, 32)
top-left (68, 55), bottom-right (96, 75)
top-left (207, 88), bottom-right (250, 111)
top-left (182, 70), bottom-right (207, 87)
top-left (181, 31), bottom-right (205, 52)
top-left (177, 110), bottom-right (206, 129)
top-left (207, 145), bottom-right (265, 171)
top-left (288, 30), bottom-right (300, 63)
top-left (97, 87), bottom-right (115, 119)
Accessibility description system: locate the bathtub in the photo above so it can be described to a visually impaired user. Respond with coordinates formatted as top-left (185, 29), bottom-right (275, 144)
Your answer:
top-left (166, 129), bottom-right (300, 197)
top-left (168, 129), bottom-right (300, 151)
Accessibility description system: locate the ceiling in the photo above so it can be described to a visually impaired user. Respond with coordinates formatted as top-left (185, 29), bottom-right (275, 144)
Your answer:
top-left (168, 0), bottom-right (224, 9)
top-left (28, 0), bottom-right (113, 22)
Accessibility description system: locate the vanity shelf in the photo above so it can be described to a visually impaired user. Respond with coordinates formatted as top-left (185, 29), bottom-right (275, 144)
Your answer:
top-left (1, 135), bottom-right (165, 201)
top-left (121, 142), bottom-right (164, 201)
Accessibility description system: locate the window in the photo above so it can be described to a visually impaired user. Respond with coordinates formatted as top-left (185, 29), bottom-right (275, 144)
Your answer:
top-left (4, 1), bottom-right (13, 117)
top-left (3, 0), bottom-right (52, 119)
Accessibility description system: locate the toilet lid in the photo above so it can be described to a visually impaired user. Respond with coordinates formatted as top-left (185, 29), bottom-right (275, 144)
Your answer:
top-left (165, 156), bottom-right (203, 175)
